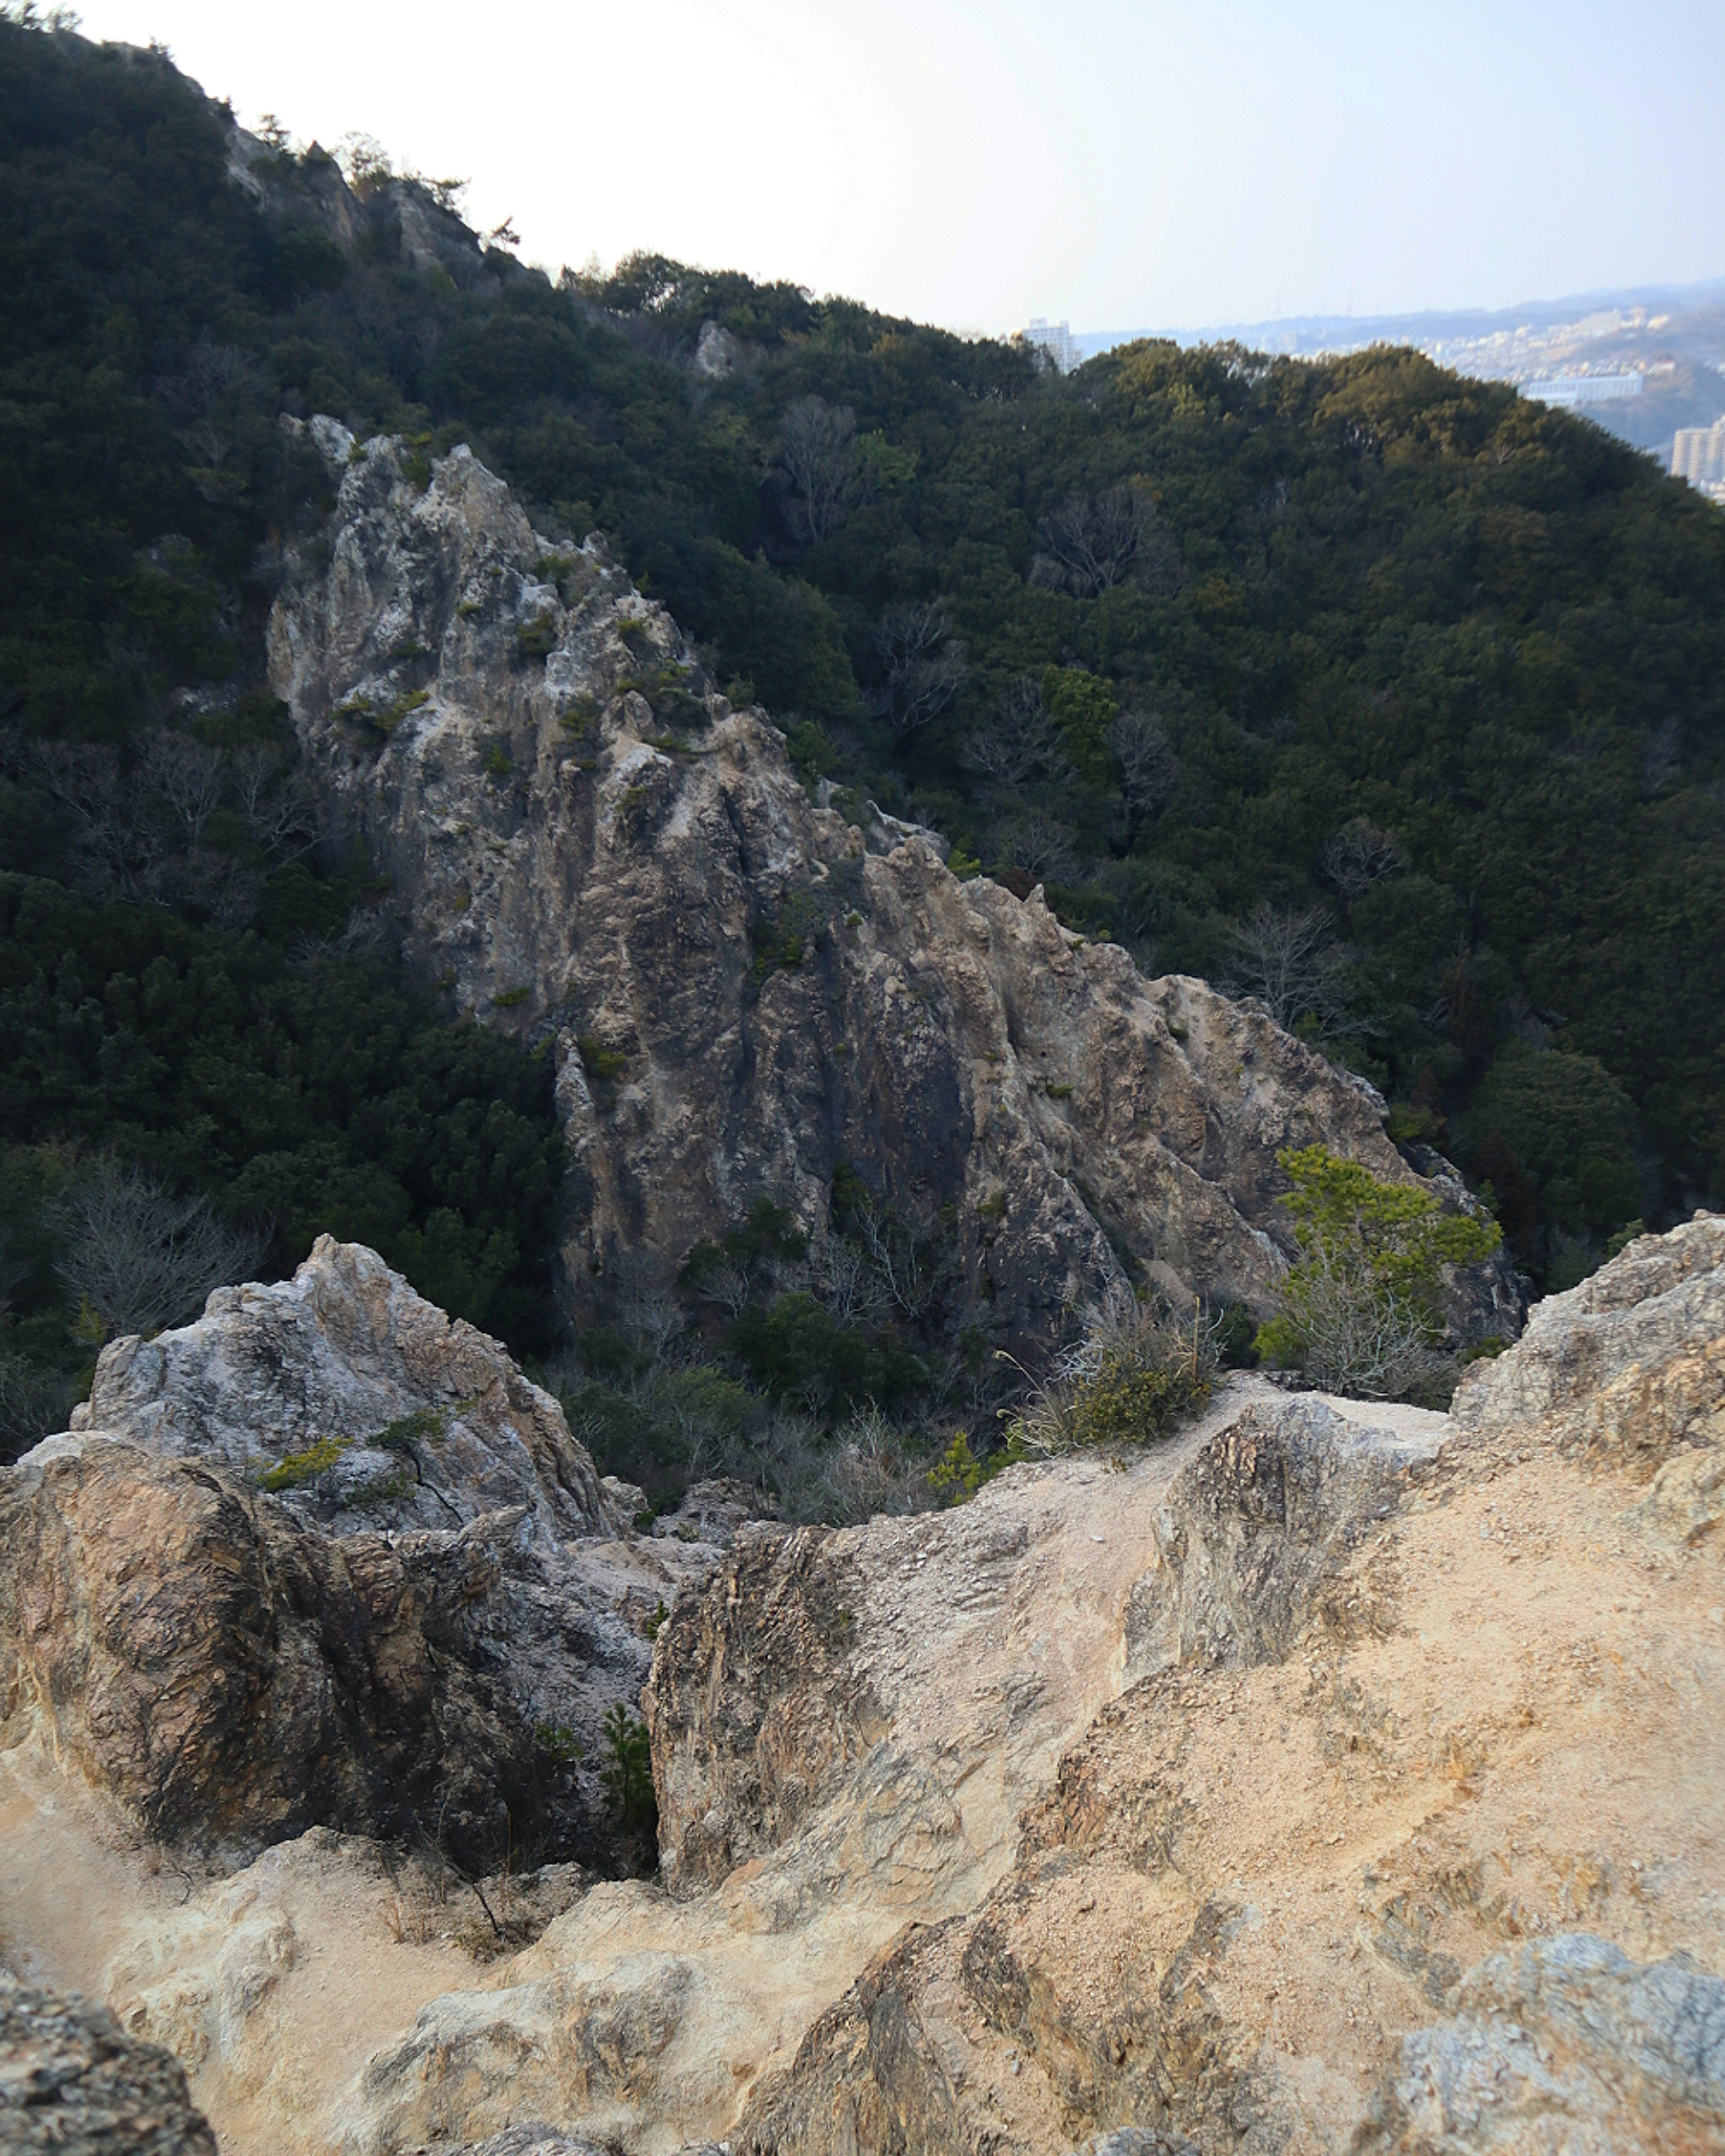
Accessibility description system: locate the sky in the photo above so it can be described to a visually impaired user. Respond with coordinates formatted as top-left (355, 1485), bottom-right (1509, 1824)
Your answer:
top-left (66, 0), bottom-right (1725, 336)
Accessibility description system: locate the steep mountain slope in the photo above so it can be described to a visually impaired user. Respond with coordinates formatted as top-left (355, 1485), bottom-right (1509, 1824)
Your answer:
top-left (4, 16), bottom-right (1723, 1350)
top-left (267, 426), bottom-right (1514, 1346)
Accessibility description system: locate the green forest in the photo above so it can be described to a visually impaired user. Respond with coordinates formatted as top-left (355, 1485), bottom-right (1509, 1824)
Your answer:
top-left (2, 13), bottom-right (1722, 1462)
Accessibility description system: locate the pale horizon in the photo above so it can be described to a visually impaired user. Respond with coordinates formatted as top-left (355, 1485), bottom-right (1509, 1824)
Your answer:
top-left (58, 0), bottom-right (1725, 339)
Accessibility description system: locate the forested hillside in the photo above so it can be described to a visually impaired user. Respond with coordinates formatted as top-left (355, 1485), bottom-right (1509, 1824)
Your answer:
top-left (3, 13), bottom-right (1722, 1445)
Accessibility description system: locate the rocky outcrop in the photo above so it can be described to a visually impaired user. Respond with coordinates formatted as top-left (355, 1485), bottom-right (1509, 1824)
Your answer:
top-left (1452, 1210), bottom-right (1725, 1474)
top-left (9, 1220), bottom-right (1723, 2156)
top-left (1124, 1395), bottom-right (1450, 1675)
top-left (54, 1235), bottom-right (616, 1544)
top-left (267, 430), bottom-right (1513, 1349)
top-left (8, 1246), bottom-right (732, 1872)
top-left (0, 1440), bottom-right (545, 1864)
top-left (0, 1969), bottom-right (217, 2156)
top-left (725, 1220), bottom-right (1725, 2156)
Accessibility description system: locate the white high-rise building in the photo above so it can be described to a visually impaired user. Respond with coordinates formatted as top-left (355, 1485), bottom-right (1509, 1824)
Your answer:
top-left (1025, 318), bottom-right (1081, 374)
top-left (1672, 417), bottom-right (1725, 501)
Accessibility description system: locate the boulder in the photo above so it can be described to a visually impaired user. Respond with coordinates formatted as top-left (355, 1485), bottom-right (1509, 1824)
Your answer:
top-left (0, 1968), bottom-right (217, 2156)
top-left (55, 1235), bottom-right (617, 1544)
top-left (1452, 1210), bottom-right (1725, 1471)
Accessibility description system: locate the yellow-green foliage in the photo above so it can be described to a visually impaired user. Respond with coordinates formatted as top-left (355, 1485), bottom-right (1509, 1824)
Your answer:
top-left (261, 1436), bottom-right (345, 1491)
top-left (1255, 1143), bottom-right (1501, 1373)
top-left (1054, 1345), bottom-right (1209, 1449)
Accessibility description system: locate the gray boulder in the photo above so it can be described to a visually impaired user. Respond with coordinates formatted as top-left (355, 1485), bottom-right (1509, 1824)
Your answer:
top-left (0, 1969), bottom-right (217, 2156)
top-left (1356, 1933), bottom-right (1725, 2153)
top-left (50, 1234), bottom-right (619, 1543)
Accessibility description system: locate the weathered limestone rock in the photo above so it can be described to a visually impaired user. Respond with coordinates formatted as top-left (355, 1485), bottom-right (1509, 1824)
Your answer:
top-left (53, 1235), bottom-right (616, 1544)
top-left (0, 1440), bottom-right (544, 1864)
top-left (1124, 1394), bottom-right (1451, 1675)
top-left (1354, 1935), bottom-right (1725, 2154)
top-left (267, 432), bottom-right (1514, 1350)
top-left (1452, 1209), bottom-right (1725, 1471)
top-left (0, 1969), bottom-right (217, 2156)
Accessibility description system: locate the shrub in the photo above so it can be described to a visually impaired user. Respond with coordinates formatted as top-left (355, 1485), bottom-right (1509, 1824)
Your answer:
top-left (600, 1702), bottom-right (656, 1835)
top-left (1255, 1144), bottom-right (1501, 1399)
top-left (261, 1435), bottom-right (346, 1490)
top-left (1001, 1294), bottom-right (1211, 1459)
top-left (576, 1035), bottom-right (628, 1084)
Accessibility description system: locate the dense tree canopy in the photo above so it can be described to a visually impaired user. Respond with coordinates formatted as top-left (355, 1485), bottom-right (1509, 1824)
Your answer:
top-left (2, 12), bottom-right (1722, 1440)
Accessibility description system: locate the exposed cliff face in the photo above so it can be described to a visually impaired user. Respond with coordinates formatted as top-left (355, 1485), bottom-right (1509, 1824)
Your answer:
top-left (267, 430), bottom-right (1515, 1348)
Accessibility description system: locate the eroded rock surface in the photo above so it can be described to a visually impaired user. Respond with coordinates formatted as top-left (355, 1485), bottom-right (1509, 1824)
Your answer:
top-left (6, 1221), bottom-right (1722, 2156)
top-left (0, 1968), bottom-right (217, 2156)
top-left (0, 1440), bottom-right (545, 1864)
top-left (1125, 1394), bottom-right (1450, 1675)
top-left (1452, 1209), bottom-right (1725, 1473)
top-left (1354, 1935), bottom-right (1725, 2154)
top-left (55, 1235), bottom-right (615, 1544)
top-left (267, 431), bottom-right (1513, 1349)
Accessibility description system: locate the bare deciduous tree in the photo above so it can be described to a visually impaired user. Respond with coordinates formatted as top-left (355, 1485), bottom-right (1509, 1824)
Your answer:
top-left (1227, 901), bottom-right (1346, 1030)
top-left (1109, 708), bottom-right (1178, 840)
top-left (868, 603), bottom-right (967, 735)
top-left (809, 1234), bottom-right (889, 1328)
top-left (1318, 818), bottom-right (1406, 905)
top-left (1029, 484), bottom-right (1179, 598)
top-left (137, 731), bottom-right (225, 854)
top-left (157, 331), bottom-right (255, 481)
top-left (51, 1159), bottom-right (268, 1340)
top-left (778, 395), bottom-right (857, 543)
top-left (964, 677), bottom-right (1066, 790)
top-left (1271, 1242), bottom-right (1446, 1401)
top-left (230, 744), bottom-right (320, 863)
top-left (997, 808), bottom-right (1078, 886)
top-left (0, 1354), bottom-right (74, 1464)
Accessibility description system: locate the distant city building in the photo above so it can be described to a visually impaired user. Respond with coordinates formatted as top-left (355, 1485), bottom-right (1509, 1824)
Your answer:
top-left (1524, 373), bottom-right (1643, 407)
top-left (1025, 318), bottom-right (1080, 373)
top-left (1672, 418), bottom-right (1725, 504)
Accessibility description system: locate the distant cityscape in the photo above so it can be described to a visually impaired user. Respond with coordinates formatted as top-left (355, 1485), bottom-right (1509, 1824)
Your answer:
top-left (1021, 281), bottom-right (1725, 501)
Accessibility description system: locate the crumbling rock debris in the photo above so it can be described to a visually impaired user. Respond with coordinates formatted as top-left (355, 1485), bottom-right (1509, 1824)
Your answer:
top-left (268, 431), bottom-right (1514, 1349)
top-left (0, 1968), bottom-right (217, 2156)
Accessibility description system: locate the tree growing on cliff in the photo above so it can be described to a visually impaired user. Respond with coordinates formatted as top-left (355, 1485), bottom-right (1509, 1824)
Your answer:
top-left (1255, 1145), bottom-right (1501, 1399)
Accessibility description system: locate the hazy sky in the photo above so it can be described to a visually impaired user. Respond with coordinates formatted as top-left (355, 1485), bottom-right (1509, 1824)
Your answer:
top-left (68, 0), bottom-right (1725, 334)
